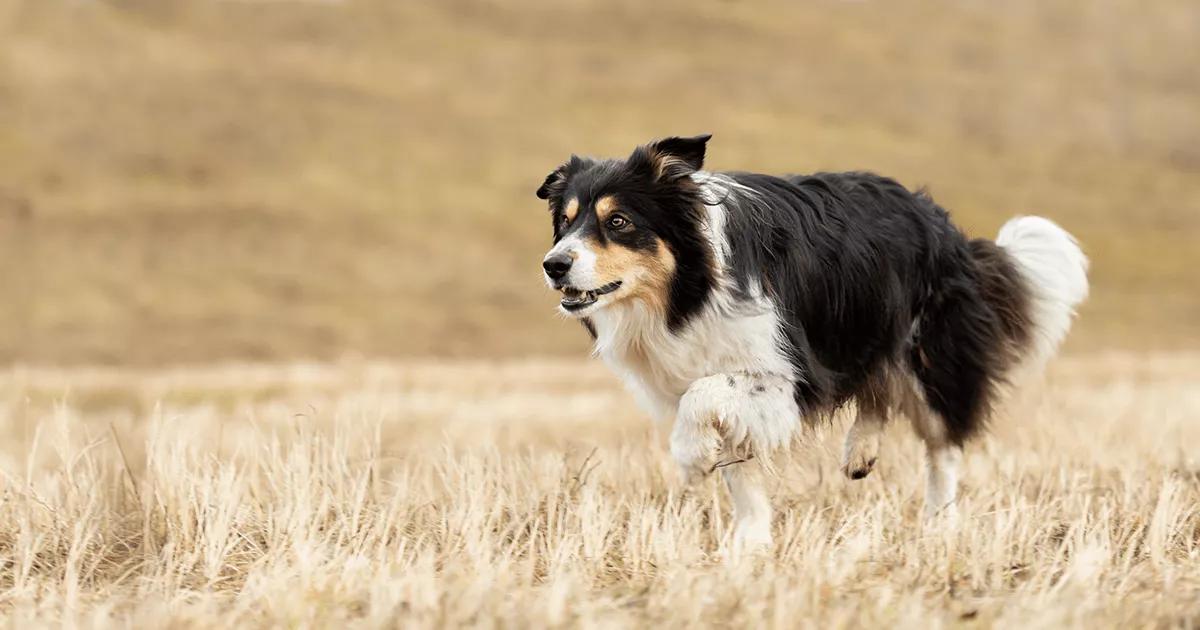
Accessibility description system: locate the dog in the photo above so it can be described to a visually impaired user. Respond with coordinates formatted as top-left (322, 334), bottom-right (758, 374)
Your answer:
top-left (536, 135), bottom-right (1088, 550)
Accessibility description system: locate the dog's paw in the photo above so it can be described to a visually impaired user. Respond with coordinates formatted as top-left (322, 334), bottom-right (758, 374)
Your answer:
top-left (670, 422), bottom-right (722, 485)
top-left (841, 433), bottom-right (880, 480)
top-left (841, 453), bottom-right (877, 480)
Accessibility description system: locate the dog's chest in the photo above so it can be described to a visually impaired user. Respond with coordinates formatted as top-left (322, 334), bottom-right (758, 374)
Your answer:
top-left (591, 303), bottom-right (792, 422)
top-left (598, 333), bottom-right (703, 422)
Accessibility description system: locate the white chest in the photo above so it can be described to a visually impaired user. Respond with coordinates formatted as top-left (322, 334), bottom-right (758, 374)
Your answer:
top-left (590, 297), bottom-right (794, 422)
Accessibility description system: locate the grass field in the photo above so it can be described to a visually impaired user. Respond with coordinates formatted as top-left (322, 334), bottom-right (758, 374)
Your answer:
top-left (1, 354), bottom-right (1198, 627)
top-left (2, 2), bottom-right (1198, 626)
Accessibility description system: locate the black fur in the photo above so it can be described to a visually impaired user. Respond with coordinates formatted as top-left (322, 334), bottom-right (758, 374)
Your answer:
top-left (541, 138), bottom-right (717, 331)
top-left (720, 171), bottom-right (1031, 444)
top-left (537, 137), bottom-right (1034, 446)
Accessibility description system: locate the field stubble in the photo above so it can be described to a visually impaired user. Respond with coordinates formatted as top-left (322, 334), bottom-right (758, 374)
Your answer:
top-left (0, 354), bottom-right (1198, 627)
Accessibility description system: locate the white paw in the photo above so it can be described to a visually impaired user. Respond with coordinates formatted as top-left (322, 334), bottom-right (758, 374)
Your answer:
top-left (841, 432), bottom-right (880, 480)
top-left (670, 420), bottom-right (722, 485)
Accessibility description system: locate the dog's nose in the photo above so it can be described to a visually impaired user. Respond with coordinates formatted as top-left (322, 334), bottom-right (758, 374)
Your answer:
top-left (542, 253), bottom-right (573, 280)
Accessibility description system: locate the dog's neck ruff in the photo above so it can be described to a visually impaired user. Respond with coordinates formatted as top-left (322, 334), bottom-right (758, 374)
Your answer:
top-left (588, 174), bottom-right (795, 422)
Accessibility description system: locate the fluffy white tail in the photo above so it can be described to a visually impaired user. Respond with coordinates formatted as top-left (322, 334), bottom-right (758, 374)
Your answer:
top-left (996, 216), bottom-right (1089, 370)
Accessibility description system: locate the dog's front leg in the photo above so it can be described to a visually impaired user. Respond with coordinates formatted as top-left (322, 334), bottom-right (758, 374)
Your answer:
top-left (721, 461), bottom-right (772, 551)
top-left (669, 375), bottom-right (730, 486)
top-left (671, 373), bottom-right (796, 550)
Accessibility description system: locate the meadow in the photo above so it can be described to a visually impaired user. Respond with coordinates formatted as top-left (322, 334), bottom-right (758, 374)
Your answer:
top-left (2, 0), bottom-right (1199, 626)
top-left (1, 354), bottom-right (1198, 627)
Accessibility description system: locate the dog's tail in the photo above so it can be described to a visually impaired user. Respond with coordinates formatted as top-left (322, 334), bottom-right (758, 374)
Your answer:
top-left (972, 216), bottom-right (1089, 374)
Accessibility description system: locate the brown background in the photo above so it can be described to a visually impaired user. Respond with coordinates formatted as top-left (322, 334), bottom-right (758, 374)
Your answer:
top-left (2, 0), bottom-right (1197, 365)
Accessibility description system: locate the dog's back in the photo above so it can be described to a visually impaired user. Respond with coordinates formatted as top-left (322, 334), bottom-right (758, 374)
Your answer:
top-left (721, 170), bottom-right (1087, 444)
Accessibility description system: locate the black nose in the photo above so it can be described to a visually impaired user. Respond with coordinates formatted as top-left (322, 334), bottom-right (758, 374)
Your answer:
top-left (542, 253), bottom-right (573, 280)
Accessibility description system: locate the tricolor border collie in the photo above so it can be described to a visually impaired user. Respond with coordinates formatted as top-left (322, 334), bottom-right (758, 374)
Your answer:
top-left (537, 135), bottom-right (1088, 550)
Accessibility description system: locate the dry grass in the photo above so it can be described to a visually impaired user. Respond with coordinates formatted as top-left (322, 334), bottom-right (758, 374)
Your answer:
top-left (0, 354), bottom-right (1198, 627)
top-left (3, 2), bottom-right (1196, 625)
top-left (1, 0), bottom-right (1198, 363)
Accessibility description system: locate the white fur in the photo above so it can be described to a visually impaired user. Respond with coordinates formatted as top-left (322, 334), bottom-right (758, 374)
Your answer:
top-left (899, 372), bottom-right (966, 520)
top-left (586, 174), bottom-right (797, 548)
top-left (996, 216), bottom-right (1090, 370)
top-left (922, 444), bottom-right (962, 523)
top-left (590, 174), bottom-right (798, 447)
top-left (594, 294), bottom-right (796, 409)
top-left (690, 171), bottom-right (737, 263)
top-left (544, 234), bottom-right (600, 290)
top-left (670, 372), bottom-right (798, 480)
top-left (722, 463), bottom-right (773, 552)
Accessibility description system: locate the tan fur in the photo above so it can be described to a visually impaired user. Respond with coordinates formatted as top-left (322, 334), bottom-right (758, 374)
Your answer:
top-left (590, 234), bottom-right (676, 315)
top-left (593, 195), bottom-right (617, 221)
top-left (563, 197), bottom-right (579, 224)
top-left (587, 195), bottom-right (676, 313)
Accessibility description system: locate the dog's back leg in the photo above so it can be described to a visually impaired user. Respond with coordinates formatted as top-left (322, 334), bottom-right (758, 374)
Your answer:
top-left (910, 405), bottom-right (965, 523)
top-left (842, 369), bottom-right (898, 480)
top-left (903, 249), bottom-right (1012, 521)
top-left (892, 364), bottom-right (966, 522)
top-left (842, 404), bottom-right (886, 480)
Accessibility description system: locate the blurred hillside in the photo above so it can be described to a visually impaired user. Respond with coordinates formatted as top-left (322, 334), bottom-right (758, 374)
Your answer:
top-left (1, 0), bottom-right (1197, 365)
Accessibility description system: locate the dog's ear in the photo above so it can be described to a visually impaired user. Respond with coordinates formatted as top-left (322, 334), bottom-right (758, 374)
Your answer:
top-left (631, 134), bottom-right (712, 182)
top-left (535, 167), bottom-right (563, 200)
top-left (535, 155), bottom-right (588, 200)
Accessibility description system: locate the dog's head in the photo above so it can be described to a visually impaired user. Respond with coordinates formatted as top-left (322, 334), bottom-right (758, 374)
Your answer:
top-left (536, 135), bottom-right (716, 325)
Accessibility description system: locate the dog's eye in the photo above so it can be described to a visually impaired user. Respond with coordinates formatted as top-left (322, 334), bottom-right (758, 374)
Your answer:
top-left (558, 214), bottom-right (570, 228)
top-left (606, 215), bottom-right (630, 230)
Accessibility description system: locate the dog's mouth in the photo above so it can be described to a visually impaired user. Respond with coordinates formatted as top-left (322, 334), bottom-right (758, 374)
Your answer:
top-left (559, 280), bottom-right (623, 311)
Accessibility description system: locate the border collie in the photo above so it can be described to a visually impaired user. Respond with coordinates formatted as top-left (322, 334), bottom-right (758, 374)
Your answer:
top-left (537, 135), bottom-right (1088, 550)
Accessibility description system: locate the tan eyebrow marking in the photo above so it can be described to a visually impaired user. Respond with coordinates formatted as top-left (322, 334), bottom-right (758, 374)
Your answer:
top-left (594, 195), bottom-right (618, 220)
top-left (563, 198), bottom-right (579, 223)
